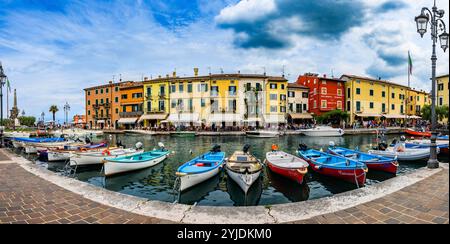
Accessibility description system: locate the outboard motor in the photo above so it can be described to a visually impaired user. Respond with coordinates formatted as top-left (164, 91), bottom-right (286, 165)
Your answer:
top-left (135, 142), bottom-right (143, 150)
top-left (158, 142), bottom-right (166, 151)
top-left (400, 136), bottom-right (406, 142)
top-left (390, 139), bottom-right (398, 147)
top-left (243, 144), bottom-right (251, 154)
top-left (211, 145), bottom-right (221, 153)
top-left (85, 137), bottom-right (91, 144)
top-left (298, 143), bottom-right (308, 151)
top-left (374, 142), bottom-right (388, 151)
top-left (329, 141), bottom-right (336, 148)
top-left (116, 140), bottom-right (122, 147)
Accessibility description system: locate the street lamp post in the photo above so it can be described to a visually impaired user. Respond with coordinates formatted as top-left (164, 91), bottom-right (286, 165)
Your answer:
top-left (415, 0), bottom-right (449, 169)
top-left (0, 62), bottom-right (7, 147)
top-left (64, 102), bottom-right (70, 127)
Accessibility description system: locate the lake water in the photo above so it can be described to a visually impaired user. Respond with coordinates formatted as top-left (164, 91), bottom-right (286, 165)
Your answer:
top-left (35, 133), bottom-right (448, 207)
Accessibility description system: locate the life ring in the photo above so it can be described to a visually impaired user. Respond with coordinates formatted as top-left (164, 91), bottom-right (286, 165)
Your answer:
top-left (102, 149), bottom-right (111, 156)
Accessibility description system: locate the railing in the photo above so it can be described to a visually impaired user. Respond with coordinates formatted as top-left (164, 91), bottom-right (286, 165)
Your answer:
top-left (120, 111), bottom-right (144, 117)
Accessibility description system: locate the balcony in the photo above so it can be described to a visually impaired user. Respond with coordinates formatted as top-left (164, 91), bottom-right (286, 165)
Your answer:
top-left (93, 103), bottom-right (111, 109)
top-left (120, 111), bottom-right (144, 117)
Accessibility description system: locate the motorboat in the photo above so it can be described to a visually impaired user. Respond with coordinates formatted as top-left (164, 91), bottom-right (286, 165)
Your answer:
top-left (265, 145), bottom-right (308, 184)
top-left (225, 145), bottom-right (263, 194)
top-left (297, 126), bottom-right (344, 137)
top-left (246, 130), bottom-right (280, 138)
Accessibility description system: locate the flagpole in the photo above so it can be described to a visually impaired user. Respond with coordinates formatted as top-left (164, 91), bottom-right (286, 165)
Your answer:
top-left (6, 88), bottom-right (8, 119)
top-left (405, 51), bottom-right (411, 128)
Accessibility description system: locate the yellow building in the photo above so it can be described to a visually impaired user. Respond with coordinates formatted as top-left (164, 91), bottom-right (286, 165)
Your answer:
top-left (341, 75), bottom-right (410, 124)
top-left (437, 74), bottom-right (449, 123)
top-left (264, 77), bottom-right (288, 127)
top-left (406, 89), bottom-right (430, 117)
top-left (141, 77), bottom-right (170, 127)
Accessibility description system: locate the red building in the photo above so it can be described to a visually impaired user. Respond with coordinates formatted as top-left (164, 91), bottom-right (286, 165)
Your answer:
top-left (296, 73), bottom-right (346, 116)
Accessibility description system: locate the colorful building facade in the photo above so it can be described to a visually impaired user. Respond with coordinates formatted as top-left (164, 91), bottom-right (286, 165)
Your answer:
top-left (437, 74), bottom-right (449, 123)
top-left (287, 83), bottom-right (312, 124)
top-left (296, 73), bottom-right (346, 117)
top-left (406, 89), bottom-right (430, 117)
top-left (118, 81), bottom-right (144, 129)
top-left (84, 81), bottom-right (122, 129)
top-left (141, 77), bottom-right (170, 127)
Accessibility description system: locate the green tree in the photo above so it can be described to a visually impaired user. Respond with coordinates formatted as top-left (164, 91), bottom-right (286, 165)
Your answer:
top-left (315, 110), bottom-right (349, 125)
top-left (421, 104), bottom-right (449, 122)
top-left (421, 104), bottom-right (431, 121)
top-left (18, 116), bottom-right (36, 127)
top-left (49, 105), bottom-right (59, 122)
top-left (0, 119), bottom-right (12, 127)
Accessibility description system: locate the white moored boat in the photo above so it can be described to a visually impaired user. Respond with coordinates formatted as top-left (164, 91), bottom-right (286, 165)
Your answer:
top-left (225, 145), bottom-right (263, 194)
top-left (246, 130), bottom-right (280, 138)
top-left (103, 143), bottom-right (169, 177)
top-left (368, 142), bottom-right (435, 161)
top-left (297, 126), bottom-right (344, 137)
top-left (69, 143), bottom-right (144, 166)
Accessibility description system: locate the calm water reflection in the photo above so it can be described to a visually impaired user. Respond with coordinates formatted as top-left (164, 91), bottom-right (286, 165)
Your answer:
top-left (41, 133), bottom-right (447, 207)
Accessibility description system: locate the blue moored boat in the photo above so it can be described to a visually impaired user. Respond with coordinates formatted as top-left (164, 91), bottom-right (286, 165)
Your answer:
top-left (327, 146), bottom-right (398, 174)
top-left (176, 145), bottom-right (225, 192)
top-left (13, 137), bottom-right (65, 143)
top-left (103, 143), bottom-right (170, 177)
top-left (297, 145), bottom-right (368, 186)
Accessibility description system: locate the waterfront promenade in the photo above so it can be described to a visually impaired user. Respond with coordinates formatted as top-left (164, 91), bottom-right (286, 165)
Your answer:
top-left (0, 149), bottom-right (448, 224)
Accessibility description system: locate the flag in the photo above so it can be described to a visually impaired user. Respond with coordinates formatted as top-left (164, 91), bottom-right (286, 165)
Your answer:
top-left (6, 78), bottom-right (11, 92)
top-left (408, 51), bottom-right (413, 75)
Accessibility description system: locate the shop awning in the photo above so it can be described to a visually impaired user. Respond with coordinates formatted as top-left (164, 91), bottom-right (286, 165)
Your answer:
top-left (118, 118), bottom-right (138, 124)
top-left (167, 113), bottom-right (200, 123)
top-left (382, 114), bottom-right (406, 119)
top-left (243, 117), bottom-right (262, 123)
top-left (138, 114), bottom-right (168, 123)
top-left (355, 113), bottom-right (382, 118)
top-left (289, 113), bottom-right (313, 119)
top-left (208, 113), bottom-right (242, 123)
top-left (96, 120), bottom-right (106, 124)
top-left (408, 115), bottom-right (422, 119)
top-left (264, 114), bottom-right (286, 124)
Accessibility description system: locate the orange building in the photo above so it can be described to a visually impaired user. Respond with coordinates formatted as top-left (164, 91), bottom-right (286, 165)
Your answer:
top-left (84, 81), bottom-right (123, 129)
top-left (118, 82), bottom-right (144, 129)
top-left (72, 114), bottom-right (86, 127)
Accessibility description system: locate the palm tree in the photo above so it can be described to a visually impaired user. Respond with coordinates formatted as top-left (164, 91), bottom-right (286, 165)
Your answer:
top-left (49, 105), bottom-right (59, 123)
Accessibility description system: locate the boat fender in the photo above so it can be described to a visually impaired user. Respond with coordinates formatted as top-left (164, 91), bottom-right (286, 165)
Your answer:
top-left (102, 149), bottom-right (111, 156)
top-left (271, 144), bottom-right (279, 151)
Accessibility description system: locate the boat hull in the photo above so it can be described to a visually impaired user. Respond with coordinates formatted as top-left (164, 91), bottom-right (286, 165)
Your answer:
top-left (179, 167), bottom-right (221, 192)
top-left (104, 154), bottom-right (168, 177)
top-left (246, 131), bottom-right (279, 138)
top-left (48, 151), bottom-right (71, 162)
top-left (368, 149), bottom-right (432, 161)
top-left (70, 149), bottom-right (142, 166)
top-left (364, 161), bottom-right (398, 174)
top-left (226, 168), bottom-right (262, 194)
top-left (299, 128), bottom-right (344, 137)
top-left (405, 129), bottom-right (431, 137)
top-left (267, 162), bottom-right (306, 184)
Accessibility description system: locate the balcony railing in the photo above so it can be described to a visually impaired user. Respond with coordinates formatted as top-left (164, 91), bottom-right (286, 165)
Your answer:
top-left (120, 111), bottom-right (144, 117)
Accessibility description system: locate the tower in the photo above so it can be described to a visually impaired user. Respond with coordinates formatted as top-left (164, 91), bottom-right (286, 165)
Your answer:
top-left (10, 89), bottom-right (19, 120)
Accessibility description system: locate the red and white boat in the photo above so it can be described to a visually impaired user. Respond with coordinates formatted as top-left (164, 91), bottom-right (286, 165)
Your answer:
top-left (405, 128), bottom-right (431, 137)
top-left (265, 146), bottom-right (309, 184)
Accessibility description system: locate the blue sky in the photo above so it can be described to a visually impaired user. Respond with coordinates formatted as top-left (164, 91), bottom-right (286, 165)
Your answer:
top-left (0, 0), bottom-right (449, 122)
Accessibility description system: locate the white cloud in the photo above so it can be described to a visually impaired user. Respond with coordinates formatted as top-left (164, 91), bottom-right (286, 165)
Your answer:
top-left (215, 0), bottom-right (276, 24)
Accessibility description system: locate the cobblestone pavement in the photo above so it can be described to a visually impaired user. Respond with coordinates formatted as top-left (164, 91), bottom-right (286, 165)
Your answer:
top-left (291, 168), bottom-right (449, 224)
top-left (0, 151), bottom-right (173, 224)
top-left (0, 149), bottom-right (448, 224)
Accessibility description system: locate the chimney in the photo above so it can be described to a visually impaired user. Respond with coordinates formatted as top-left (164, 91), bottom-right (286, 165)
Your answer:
top-left (323, 74), bottom-right (327, 78)
top-left (173, 71), bottom-right (177, 78)
top-left (194, 68), bottom-right (199, 77)
top-left (144, 77), bottom-right (148, 81)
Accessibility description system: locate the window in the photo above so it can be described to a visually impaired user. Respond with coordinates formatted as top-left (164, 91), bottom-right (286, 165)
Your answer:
top-left (160, 85), bottom-right (166, 96)
top-left (337, 89), bottom-right (342, 96)
top-left (313, 100), bottom-right (317, 108)
top-left (256, 83), bottom-right (262, 91)
top-left (322, 80), bottom-right (327, 85)
top-left (356, 88), bottom-right (361, 95)
top-left (439, 97), bottom-right (443, 106)
top-left (438, 83), bottom-right (444, 91)
top-left (188, 99), bottom-right (193, 111)
top-left (87, 91), bottom-right (91, 96)
top-left (288, 103), bottom-right (294, 112)
top-left (382, 91), bottom-right (386, 97)
top-left (392, 93), bottom-right (395, 99)
top-left (95, 99), bottom-right (98, 105)
top-left (171, 85), bottom-right (176, 93)
top-left (382, 103), bottom-right (386, 113)
top-left (95, 90), bottom-right (98, 94)
top-left (303, 104), bottom-right (307, 112)
top-left (146, 87), bottom-right (152, 97)
top-left (400, 105), bottom-right (404, 114)
top-left (417, 96), bottom-right (420, 101)
top-left (121, 94), bottom-right (127, 99)
top-left (281, 84), bottom-right (285, 90)
top-left (88, 100), bottom-right (90, 105)
top-left (115, 87), bottom-right (119, 92)
top-left (270, 83), bottom-right (277, 89)
top-left (347, 88), bottom-right (351, 98)
top-left (106, 98), bottom-right (109, 104)
top-left (228, 100), bottom-right (237, 112)
top-left (337, 101), bottom-right (342, 110)
top-left (122, 106), bottom-right (126, 113)
top-left (270, 94), bottom-right (277, 101)
top-left (198, 83), bottom-right (208, 92)
top-left (280, 106), bottom-right (286, 113)
top-left (187, 83), bottom-right (193, 93)
top-left (229, 86), bottom-right (237, 96)
top-left (100, 89), bottom-right (103, 94)
top-left (391, 104), bottom-right (395, 110)
top-left (132, 93), bottom-right (142, 98)
top-left (106, 88), bottom-right (109, 93)
top-left (370, 102), bottom-right (374, 109)
top-left (177, 99), bottom-right (184, 110)
top-left (356, 101), bottom-right (361, 112)
top-left (270, 106), bottom-right (277, 113)
top-left (321, 100), bottom-right (327, 108)
top-left (302, 92), bottom-right (308, 98)
top-left (314, 88), bottom-right (317, 95)
top-left (288, 91), bottom-right (295, 97)
top-left (179, 84), bottom-right (184, 93)
top-left (201, 99), bottom-right (206, 107)
top-left (245, 83), bottom-right (251, 92)
top-left (100, 99), bottom-right (104, 104)
top-left (347, 101), bottom-right (351, 111)
top-left (147, 101), bottom-right (152, 112)
top-left (321, 87), bottom-right (327, 95)
top-left (211, 86), bottom-right (219, 96)
top-left (370, 90), bottom-right (374, 96)
top-left (296, 104), bottom-right (302, 113)
top-left (88, 110), bottom-right (91, 115)
top-left (115, 108), bottom-right (119, 114)
top-left (171, 100), bottom-right (177, 109)
top-left (280, 94), bottom-right (286, 101)
top-left (115, 97), bottom-right (118, 103)
top-left (211, 99), bottom-right (219, 112)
